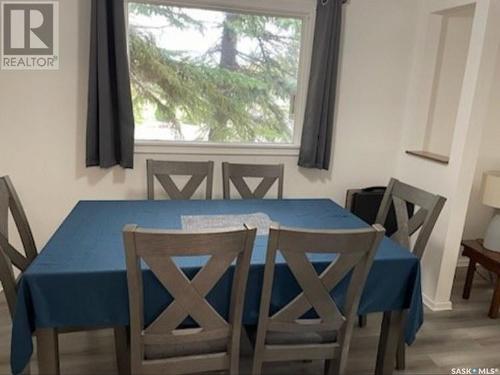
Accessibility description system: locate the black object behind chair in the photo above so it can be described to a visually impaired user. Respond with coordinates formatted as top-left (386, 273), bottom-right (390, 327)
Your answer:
top-left (346, 187), bottom-right (414, 237)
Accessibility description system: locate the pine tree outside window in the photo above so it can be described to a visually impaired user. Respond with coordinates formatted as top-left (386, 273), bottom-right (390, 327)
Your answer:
top-left (127, 0), bottom-right (314, 147)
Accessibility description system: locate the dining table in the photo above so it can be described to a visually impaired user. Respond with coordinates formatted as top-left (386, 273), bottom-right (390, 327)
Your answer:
top-left (10, 199), bottom-right (423, 375)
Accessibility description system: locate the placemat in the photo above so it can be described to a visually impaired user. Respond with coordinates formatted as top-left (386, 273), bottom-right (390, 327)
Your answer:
top-left (181, 212), bottom-right (272, 235)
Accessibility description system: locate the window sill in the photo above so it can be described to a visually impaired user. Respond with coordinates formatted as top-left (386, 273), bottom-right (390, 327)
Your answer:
top-left (134, 141), bottom-right (301, 156)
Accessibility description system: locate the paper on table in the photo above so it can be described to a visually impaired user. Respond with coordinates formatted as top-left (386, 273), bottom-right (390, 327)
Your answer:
top-left (181, 212), bottom-right (272, 235)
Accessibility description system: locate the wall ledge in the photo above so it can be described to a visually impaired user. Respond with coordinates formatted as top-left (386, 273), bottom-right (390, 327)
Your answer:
top-left (406, 150), bottom-right (450, 164)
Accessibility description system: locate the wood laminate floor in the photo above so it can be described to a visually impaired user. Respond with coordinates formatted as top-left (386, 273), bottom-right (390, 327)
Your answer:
top-left (1, 267), bottom-right (499, 374)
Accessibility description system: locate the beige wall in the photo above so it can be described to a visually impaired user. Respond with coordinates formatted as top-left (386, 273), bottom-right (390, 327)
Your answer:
top-left (0, 0), bottom-right (419, 248)
top-left (462, 46), bottom-right (500, 240)
top-left (395, 0), bottom-right (500, 309)
top-left (423, 12), bottom-right (473, 156)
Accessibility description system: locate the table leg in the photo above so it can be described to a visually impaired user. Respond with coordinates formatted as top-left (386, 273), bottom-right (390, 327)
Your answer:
top-left (358, 314), bottom-right (367, 328)
top-left (114, 326), bottom-right (130, 375)
top-left (36, 328), bottom-right (59, 375)
top-left (488, 276), bottom-right (500, 319)
top-left (463, 259), bottom-right (476, 299)
top-left (395, 311), bottom-right (408, 370)
top-left (395, 335), bottom-right (406, 370)
top-left (375, 310), bottom-right (405, 375)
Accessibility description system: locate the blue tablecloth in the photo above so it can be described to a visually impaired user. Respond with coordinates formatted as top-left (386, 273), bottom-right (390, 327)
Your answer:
top-left (11, 199), bottom-right (423, 374)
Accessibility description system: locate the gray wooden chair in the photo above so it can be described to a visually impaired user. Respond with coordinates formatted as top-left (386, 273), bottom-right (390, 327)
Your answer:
top-left (345, 186), bottom-right (410, 328)
top-left (345, 189), bottom-right (370, 329)
top-left (147, 160), bottom-right (214, 200)
top-left (0, 176), bottom-right (128, 375)
top-left (376, 178), bottom-right (446, 260)
top-left (251, 223), bottom-right (385, 375)
top-left (0, 176), bottom-right (38, 319)
top-left (376, 178), bottom-right (446, 370)
top-left (222, 162), bottom-right (284, 199)
top-left (123, 225), bottom-right (257, 375)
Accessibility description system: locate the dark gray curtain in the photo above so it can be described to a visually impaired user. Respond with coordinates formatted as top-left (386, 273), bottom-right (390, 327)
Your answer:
top-left (298, 0), bottom-right (343, 170)
top-left (86, 0), bottom-right (134, 169)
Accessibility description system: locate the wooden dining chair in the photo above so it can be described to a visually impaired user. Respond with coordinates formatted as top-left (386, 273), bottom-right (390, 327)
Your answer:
top-left (376, 178), bottom-right (446, 370)
top-left (252, 223), bottom-right (385, 375)
top-left (376, 178), bottom-right (446, 260)
top-left (123, 225), bottom-right (256, 375)
top-left (0, 176), bottom-right (128, 375)
top-left (345, 186), bottom-right (414, 328)
top-left (222, 162), bottom-right (284, 199)
top-left (0, 176), bottom-right (38, 319)
top-left (147, 160), bottom-right (214, 200)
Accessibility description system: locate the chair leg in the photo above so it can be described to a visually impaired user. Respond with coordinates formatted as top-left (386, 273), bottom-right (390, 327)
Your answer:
top-left (252, 358), bottom-right (263, 375)
top-left (113, 326), bottom-right (130, 375)
top-left (240, 327), bottom-right (254, 356)
top-left (324, 360), bottom-right (332, 375)
top-left (230, 354), bottom-right (239, 375)
top-left (375, 311), bottom-right (404, 375)
top-left (252, 344), bottom-right (265, 375)
top-left (229, 332), bottom-right (241, 375)
top-left (325, 358), bottom-right (342, 375)
top-left (252, 324), bottom-right (266, 375)
top-left (395, 333), bottom-right (406, 370)
top-left (358, 314), bottom-right (367, 328)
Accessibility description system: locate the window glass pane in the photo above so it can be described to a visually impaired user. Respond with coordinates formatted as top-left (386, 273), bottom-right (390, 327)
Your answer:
top-left (128, 3), bottom-right (302, 144)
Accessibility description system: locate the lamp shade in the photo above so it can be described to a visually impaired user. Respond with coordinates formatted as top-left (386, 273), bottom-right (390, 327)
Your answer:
top-left (482, 171), bottom-right (500, 209)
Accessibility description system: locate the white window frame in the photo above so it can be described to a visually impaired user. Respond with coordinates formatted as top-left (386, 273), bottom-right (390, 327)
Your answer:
top-left (127, 0), bottom-right (316, 156)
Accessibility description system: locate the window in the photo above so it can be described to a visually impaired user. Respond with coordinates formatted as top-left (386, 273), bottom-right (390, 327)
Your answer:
top-left (127, 1), bottom-right (313, 146)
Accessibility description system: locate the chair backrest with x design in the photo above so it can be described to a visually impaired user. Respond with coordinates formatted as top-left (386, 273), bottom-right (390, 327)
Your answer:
top-left (0, 176), bottom-right (38, 319)
top-left (375, 178), bottom-right (446, 259)
top-left (252, 224), bottom-right (384, 375)
top-left (124, 225), bottom-right (256, 375)
top-left (147, 160), bottom-right (214, 200)
top-left (222, 162), bottom-right (284, 199)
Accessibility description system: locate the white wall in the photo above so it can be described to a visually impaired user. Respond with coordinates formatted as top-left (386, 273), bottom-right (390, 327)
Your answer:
top-left (0, 0), bottom-right (419, 248)
top-left (394, 0), bottom-right (500, 310)
top-left (463, 46), bottom-right (500, 240)
top-left (423, 12), bottom-right (473, 156)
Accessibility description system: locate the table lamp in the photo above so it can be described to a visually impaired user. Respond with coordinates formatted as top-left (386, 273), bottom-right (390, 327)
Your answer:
top-left (482, 171), bottom-right (500, 252)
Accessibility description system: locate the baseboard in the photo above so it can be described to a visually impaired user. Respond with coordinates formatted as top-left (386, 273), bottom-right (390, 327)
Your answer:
top-left (455, 244), bottom-right (469, 268)
top-left (422, 293), bottom-right (453, 311)
top-left (456, 255), bottom-right (469, 268)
